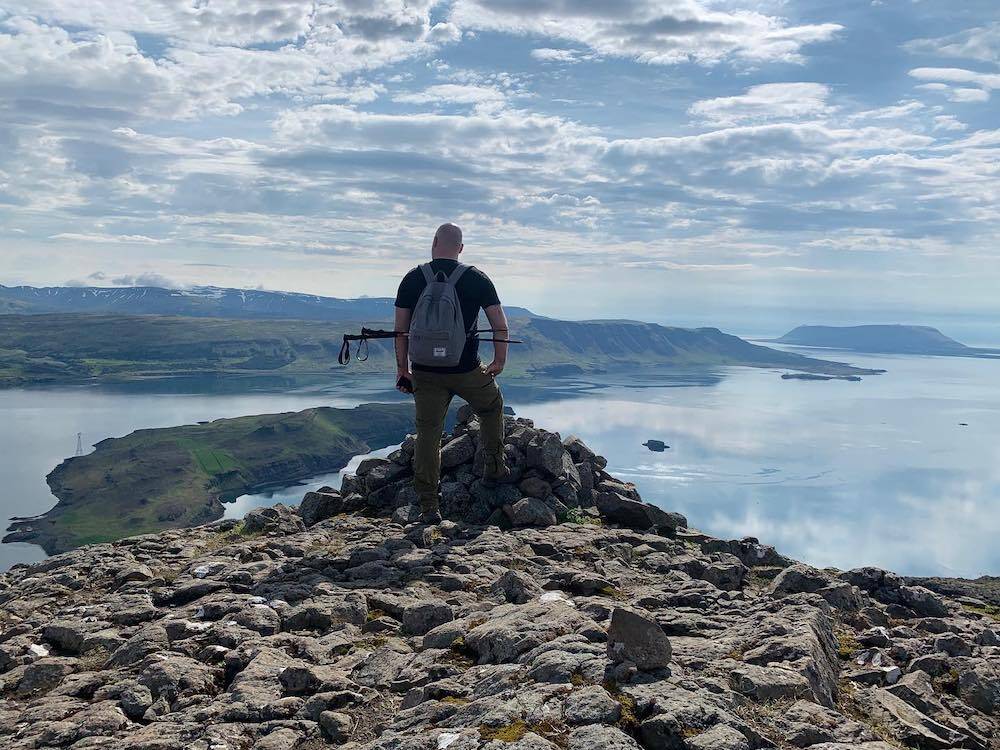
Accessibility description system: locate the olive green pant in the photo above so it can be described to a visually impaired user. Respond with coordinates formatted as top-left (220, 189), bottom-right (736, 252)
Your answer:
top-left (412, 365), bottom-right (504, 509)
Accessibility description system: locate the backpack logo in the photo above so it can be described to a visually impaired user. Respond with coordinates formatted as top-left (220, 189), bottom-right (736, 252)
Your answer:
top-left (433, 347), bottom-right (447, 357)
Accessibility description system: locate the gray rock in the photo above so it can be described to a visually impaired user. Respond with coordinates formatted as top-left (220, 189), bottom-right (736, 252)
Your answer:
top-left (299, 490), bottom-right (343, 526)
top-left (507, 497), bottom-right (557, 527)
top-left (519, 476), bottom-right (553, 499)
top-left (867, 687), bottom-right (968, 748)
top-left (115, 564), bottom-right (155, 585)
top-left (935, 633), bottom-right (973, 657)
top-left (15, 657), bottom-right (75, 695)
top-left (392, 504), bottom-right (422, 525)
top-left (441, 434), bottom-right (476, 469)
top-left (42, 621), bottom-right (88, 654)
top-left (564, 685), bottom-right (621, 725)
top-left (562, 436), bottom-right (596, 464)
top-left (319, 710), bottom-right (353, 742)
top-left (958, 660), bottom-right (1000, 715)
top-left (492, 570), bottom-right (542, 605)
top-left (465, 602), bottom-right (594, 664)
top-left (977, 628), bottom-right (1000, 647)
top-left (770, 563), bottom-right (864, 611)
top-left (401, 600), bottom-right (454, 636)
top-left (595, 492), bottom-right (686, 534)
top-left (606, 607), bottom-right (672, 670)
top-left (729, 662), bottom-right (812, 702)
top-left (243, 504), bottom-right (306, 535)
top-left (526, 432), bottom-right (566, 477)
top-left (685, 724), bottom-right (750, 750)
top-left (885, 670), bottom-right (942, 716)
top-left (896, 586), bottom-right (950, 618)
top-left (567, 724), bottom-right (642, 750)
top-left (357, 457), bottom-right (390, 476)
top-left (105, 625), bottom-right (169, 668)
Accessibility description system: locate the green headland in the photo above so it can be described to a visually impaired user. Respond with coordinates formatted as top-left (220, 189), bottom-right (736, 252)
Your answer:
top-left (3, 403), bottom-right (414, 555)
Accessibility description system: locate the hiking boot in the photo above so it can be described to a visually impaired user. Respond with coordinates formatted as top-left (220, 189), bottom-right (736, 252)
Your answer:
top-left (419, 494), bottom-right (442, 525)
top-left (480, 451), bottom-right (512, 488)
top-left (419, 508), bottom-right (443, 525)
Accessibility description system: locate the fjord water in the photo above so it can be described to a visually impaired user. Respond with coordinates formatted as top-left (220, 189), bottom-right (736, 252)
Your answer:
top-left (1, 350), bottom-right (998, 576)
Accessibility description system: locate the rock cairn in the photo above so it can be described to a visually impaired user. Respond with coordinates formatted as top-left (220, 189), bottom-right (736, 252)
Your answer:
top-left (0, 408), bottom-right (997, 749)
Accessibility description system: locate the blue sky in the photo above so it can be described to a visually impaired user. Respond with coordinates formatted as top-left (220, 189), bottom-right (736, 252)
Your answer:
top-left (0, 1), bottom-right (998, 332)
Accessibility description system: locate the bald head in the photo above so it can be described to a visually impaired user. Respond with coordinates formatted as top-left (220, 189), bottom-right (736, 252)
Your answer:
top-left (432, 222), bottom-right (464, 258)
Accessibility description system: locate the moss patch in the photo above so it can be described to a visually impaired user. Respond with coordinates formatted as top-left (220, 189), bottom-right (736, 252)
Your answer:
top-left (835, 626), bottom-right (861, 661)
top-left (479, 720), bottom-right (528, 742)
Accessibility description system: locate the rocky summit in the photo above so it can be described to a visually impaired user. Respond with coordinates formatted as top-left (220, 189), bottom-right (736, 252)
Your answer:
top-left (0, 408), bottom-right (998, 750)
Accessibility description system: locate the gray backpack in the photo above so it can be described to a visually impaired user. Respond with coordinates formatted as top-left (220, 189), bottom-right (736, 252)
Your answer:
top-left (408, 263), bottom-right (470, 367)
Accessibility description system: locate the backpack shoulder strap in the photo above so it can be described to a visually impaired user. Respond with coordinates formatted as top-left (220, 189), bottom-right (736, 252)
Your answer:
top-left (419, 263), bottom-right (435, 284)
top-left (446, 262), bottom-right (469, 286)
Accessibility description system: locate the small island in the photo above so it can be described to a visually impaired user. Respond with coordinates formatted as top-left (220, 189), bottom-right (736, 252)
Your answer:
top-left (774, 324), bottom-right (1000, 358)
top-left (781, 373), bottom-right (862, 382)
top-left (4, 403), bottom-right (415, 555)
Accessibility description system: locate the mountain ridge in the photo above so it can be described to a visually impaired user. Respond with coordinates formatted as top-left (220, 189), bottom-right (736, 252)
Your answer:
top-left (0, 284), bottom-right (536, 321)
top-left (0, 313), bottom-right (881, 387)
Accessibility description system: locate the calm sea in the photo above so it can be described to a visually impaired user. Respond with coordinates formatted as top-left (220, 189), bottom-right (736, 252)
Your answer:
top-left (2, 349), bottom-right (998, 577)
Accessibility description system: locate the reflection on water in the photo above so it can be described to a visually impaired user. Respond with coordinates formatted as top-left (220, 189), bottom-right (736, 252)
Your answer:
top-left (1, 352), bottom-right (999, 576)
top-left (224, 445), bottom-right (400, 518)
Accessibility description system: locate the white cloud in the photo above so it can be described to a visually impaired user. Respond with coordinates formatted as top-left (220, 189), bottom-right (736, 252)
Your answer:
top-left (933, 115), bottom-right (967, 132)
top-left (0, 3), bottom-right (454, 122)
top-left (51, 232), bottom-right (168, 244)
top-left (910, 67), bottom-right (1000, 103)
top-left (2, 0), bottom-right (999, 313)
top-left (65, 270), bottom-right (183, 288)
top-left (394, 84), bottom-right (507, 108)
top-left (689, 83), bottom-right (833, 126)
top-left (531, 48), bottom-right (589, 63)
top-left (450, 0), bottom-right (842, 66)
top-left (905, 23), bottom-right (1000, 64)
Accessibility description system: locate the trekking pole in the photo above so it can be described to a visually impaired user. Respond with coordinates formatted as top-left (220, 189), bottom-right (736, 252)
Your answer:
top-left (469, 328), bottom-right (523, 344)
top-left (337, 327), bottom-right (523, 366)
top-left (338, 328), bottom-right (407, 365)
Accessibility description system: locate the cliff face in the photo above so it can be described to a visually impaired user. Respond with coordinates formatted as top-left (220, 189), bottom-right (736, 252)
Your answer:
top-left (0, 412), bottom-right (997, 750)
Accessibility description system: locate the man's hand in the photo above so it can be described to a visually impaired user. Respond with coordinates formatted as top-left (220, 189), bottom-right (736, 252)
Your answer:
top-left (396, 366), bottom-right (413, 394)
top-left (484, 359), bottom-right (505, 378)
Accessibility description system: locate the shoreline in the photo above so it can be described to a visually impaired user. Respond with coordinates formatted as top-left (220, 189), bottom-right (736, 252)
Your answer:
top-left (2, 403), bottom-right (416, 556)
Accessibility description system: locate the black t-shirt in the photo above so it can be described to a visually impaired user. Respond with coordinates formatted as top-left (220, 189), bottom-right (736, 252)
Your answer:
top-left (395, 259), bottom-right (501, 373)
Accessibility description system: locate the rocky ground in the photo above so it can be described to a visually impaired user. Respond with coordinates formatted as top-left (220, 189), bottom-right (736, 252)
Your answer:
top-left (0, 408), bottom-right (997, 749)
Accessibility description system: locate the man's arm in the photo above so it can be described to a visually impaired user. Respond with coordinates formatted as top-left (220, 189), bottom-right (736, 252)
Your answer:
top-left (394, 306), bottom-right (412, 391)
top-left (483, 303), bottom-right (508, 377)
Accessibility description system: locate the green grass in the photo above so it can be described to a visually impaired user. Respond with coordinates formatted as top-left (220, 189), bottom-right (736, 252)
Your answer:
top-left (176, 438), bottom-right (241, 475)
top-left (6, 403), bottom-right (415, 555)
top-left (962, 602), bottom-right (1000, 621)
top-left (0, 312), bottom-right (877, 387)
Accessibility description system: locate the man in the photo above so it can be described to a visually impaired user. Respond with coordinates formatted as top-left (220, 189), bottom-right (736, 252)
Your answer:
top-left (394, 222), bottom-right (510, 523)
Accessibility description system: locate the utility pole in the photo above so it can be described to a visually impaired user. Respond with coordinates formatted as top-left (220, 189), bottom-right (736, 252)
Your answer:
top-left (75, 432), bottom-right (84, 457)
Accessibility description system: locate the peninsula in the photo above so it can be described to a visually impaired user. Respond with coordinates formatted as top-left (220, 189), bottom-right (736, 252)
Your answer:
top-left (3, 403), bottom-right (414, 555)
top-left (0, 312), bottom-right (880, 388)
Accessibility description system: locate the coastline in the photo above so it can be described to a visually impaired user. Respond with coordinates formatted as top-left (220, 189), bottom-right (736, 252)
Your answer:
top-left (2, 403), bottom-right (416, 556)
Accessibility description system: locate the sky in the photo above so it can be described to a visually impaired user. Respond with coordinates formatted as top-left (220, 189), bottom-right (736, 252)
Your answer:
top-left (0, 1), bottom-right (998, 332)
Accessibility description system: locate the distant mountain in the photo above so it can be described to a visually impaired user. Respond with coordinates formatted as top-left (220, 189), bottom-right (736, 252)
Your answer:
top-left (0, 313), bottom-right (880, 388)
top-left (773, 324), bottom-right (1000, 358)
top-left (0, 284), bottom-right (536, 321)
